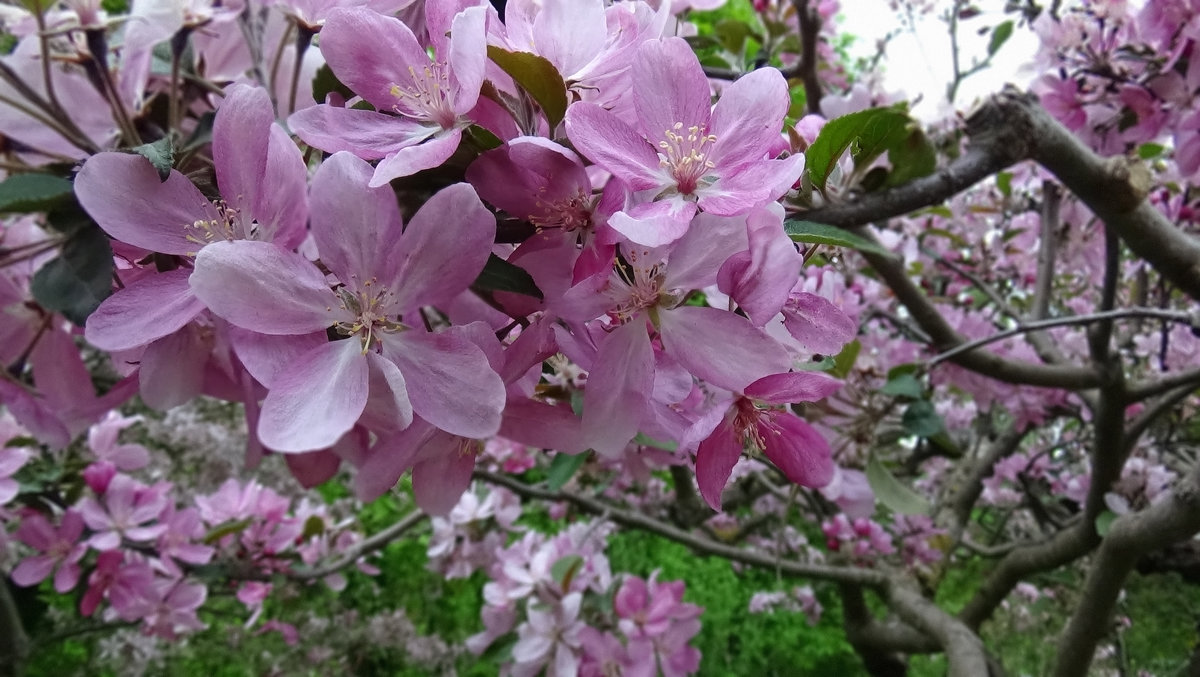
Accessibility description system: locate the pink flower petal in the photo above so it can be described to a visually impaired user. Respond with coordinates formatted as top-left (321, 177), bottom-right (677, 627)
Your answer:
top-left (383, 330), bottom-right (504, 439)
top-left (258, 340), bottom-right (369, 453)
top-left (695, 417), bottom-right (739, 510)
top-left (658, 306), bottom-right (790, 392)
top-left (84, 269), bottom-right (204, 352)
top-left (581, 320), bottom-right (654, 458)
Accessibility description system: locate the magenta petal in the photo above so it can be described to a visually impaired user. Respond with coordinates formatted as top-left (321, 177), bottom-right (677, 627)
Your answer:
top-left (718, 206), bottom-right (799, 326)
top-left (658, 305), bottom-right (790, 391)
top-left (285, 450), bottom-right (341, 488)
top-left (564, 103), bottom-right (663, 191)
top-left (499, 397), bottom-right (586, 454)
top-left (75, 153), bottom-right (215, 255)
top-left (632, 38), bottom-right (712, 144)
top-left (288, 105), bottom-right (433, 159)
top-left (412, 437), bottom-right (475, 516)
top-left (355, 422), bottom-right (432, 501)
top-left (609, 198), bottom-right (696, 248)
top-left (309, 151), bottom-right (405, 284)
top-left (258, 340), bottom-right (369, 453)
top-left (744, 371), bottom-right (842, 404)
top-left (191, 240), bottom-right (338, 335)
top-left (383, 330), bottom-right (505, 439)
top-left (370, 129), bottom-right (463, 187)
top-left (761, 414), bottom-right (834, 488)
top-left (392, 182), bottom-right (495, 310)
top-left (582, 320), bottom-right (654, 458)
top-left (85, 269), bottom-right (204, 351)
top-left (695, 417), bottom-right (740, 511)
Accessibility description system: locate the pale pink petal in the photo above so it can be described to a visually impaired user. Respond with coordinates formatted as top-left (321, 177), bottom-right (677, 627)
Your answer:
top-left (369, 129), bottom-right (463, 187)
top-left (658, 306), bottom-right (790, 391)
top-left (309, 151), bottom-right (405, 284)
top-left (391, 182), bottom-right (494, 310)
top-left (609, 198), bottom-right (695, 248)
top-left (564, 103), bottom-right (663, 191)
top-left (258, 340), bottom-right (369, 453)
top-left (708, 67), bottom-right (790, 168)
top-left (662, 212), bottom-right (748, 291)
top-left (698, 155), bottom-right (804, 216)
top-left (447, 6), bottom-right (487, 114)
top-left (213, 84), bottom-right (272, 219)
top-left (259, 124), bottom-right (309, 248)
top-left (360, 352), bottom-right (414, 435)
top-left (75, 153), bottom-right (215, 255)
top-left (499, 398), bottom-right (586, 453)
top-left (229, 328), bottom-right (328, 389)
top-left (582, 320), bottom-right (654, 458)
top-left (717, 206), bottom-right (799, 326)
top-left (191, 240), bottom-right (339, 335)
top-left (84, 270), bottom-right (204, 352)
top-left (383, 330), bottom-right (505, 439)
top-left (321, 7), bottom-right (432, 109)
top-left (783, 291), bottom-right (857, 356)
top-left (11, 555), bottom-right (55, 586)
top-left (632, 38), bottom-right (712, 143)
top-left (288, 105), bottom-right (434, 159)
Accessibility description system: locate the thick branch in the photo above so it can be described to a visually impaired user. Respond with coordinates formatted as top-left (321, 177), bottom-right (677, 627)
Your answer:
top-left (1032, 181), bottom-right (1062, 320)
top-left (793, 0), bottom-right (823, 115)
top-left (1052, 464), bottom-right (1200, 677)
top-left (849, 226), bottom-right (1102, 389)
top-left (0, 581), bottom-right (28, 677)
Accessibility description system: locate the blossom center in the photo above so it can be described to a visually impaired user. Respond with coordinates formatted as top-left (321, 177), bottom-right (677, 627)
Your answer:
top-left (657, 121), bottom-right (717, 195)
top-left (530, 191), bottom-right (594, 233)
top-left (389, 63), bottom-right (457, 129)
top-left (330, 279), bottom-right (403, 352)
top-left (184, 200), bottom-right (255, 251)
top-left (605, 250), bottom-right (665, 324)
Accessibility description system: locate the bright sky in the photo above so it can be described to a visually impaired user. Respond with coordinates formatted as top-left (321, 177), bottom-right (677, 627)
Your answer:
top-left (837, 0), bottom-right (1040, 120)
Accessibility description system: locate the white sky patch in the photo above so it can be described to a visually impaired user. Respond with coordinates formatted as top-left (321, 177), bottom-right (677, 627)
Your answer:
top-left (837, 1), bottom-right (1040, 121)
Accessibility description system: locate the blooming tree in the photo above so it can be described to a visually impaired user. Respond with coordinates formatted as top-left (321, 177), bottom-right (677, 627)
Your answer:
top-left (1, 0), bottom-right (1199, 675)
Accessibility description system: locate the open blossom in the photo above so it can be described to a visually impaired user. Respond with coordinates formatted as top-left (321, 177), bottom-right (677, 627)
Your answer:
top-left (289, 3), bottom-right (488, 186)
top-left (190, 152), bottom-right (505, 451)
top-left (690, 371), bottom-right (840, 510)
top-left (78, 475), bottom-right (170, 550)
top-left (565, 37), bottom-right (803, 247)
top-left (10, 510), bottom-right (88, 592)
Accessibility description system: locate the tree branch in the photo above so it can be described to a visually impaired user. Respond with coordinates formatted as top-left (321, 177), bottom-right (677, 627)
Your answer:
top-left (475, 470), bottom-right (884, 586)
top-left (0, 581), bottom-right (29, 677)
top-left (793, 0), bottom-right (823, 115)
top-left (1032, 181), bottom-right (1062, 320)
top-left (289, 509), bottom-right (426, 580)
top-left (1052, 463), bottom-right (1200, 677)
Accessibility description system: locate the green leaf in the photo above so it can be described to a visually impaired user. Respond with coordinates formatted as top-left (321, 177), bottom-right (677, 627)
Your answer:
top-left (884, 126), bottom-right (937, 187)
top-left (784, 220), bottom-right (895, 257)
top-left (301, 515), bottom-right (325, 540)
top-left (473, 253), bottom-right (544, 299)
top-left (987, 20), bottom-right (1014, 57)
top-left (546, 452), bottom-right (586, 491)
top-left (486, 47), bottom-right (569, 130)
top-left (29, 225), bottom-right (113, 325)
top-left (901, 400), bottom-right (946, 438)
top-left (203, 517), bottom-right (254, 545)
top-left (714, 19), bottom-right (754, 54)
top-left (0, 174), bottom-right (73, 213)
top-left (831, 339), bottom-right (860, 379)
top-left (804, 107), bottom-right (911, 192)
top-left (881, 372), bottom-right (923, 399)
top-left (131, 137), bottom-right (174, 182)
top-left (1095, 511), bottom-right (1117, 537)
top-left (633, 433), bottom-right (678, 451)
top-left (866, 458), bottom-right (930, 515)
top-left (1137, 143), bottom-right (1165, 159)
top-left (550, 554), bottom-right (584, 590)
top-left (311, 63), bottom-right (354, 104)
top-left (995, 171), bottom-right (1013, 197)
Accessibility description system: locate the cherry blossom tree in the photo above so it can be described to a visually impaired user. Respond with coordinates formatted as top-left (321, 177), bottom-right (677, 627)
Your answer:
top-left (1, 0), bottom-right (1199, 675)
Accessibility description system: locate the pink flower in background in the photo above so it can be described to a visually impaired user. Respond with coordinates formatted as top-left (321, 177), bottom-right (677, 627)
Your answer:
top-left (78, 475), bottom-right (170, 550)
top-left (10, 510), bottom-right (87, 592)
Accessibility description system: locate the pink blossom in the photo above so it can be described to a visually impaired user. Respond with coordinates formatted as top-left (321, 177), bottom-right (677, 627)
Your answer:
top-left (78, 475), bottom-right (170, 551)
top-left (10, 510), bottom-right (87, 592)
